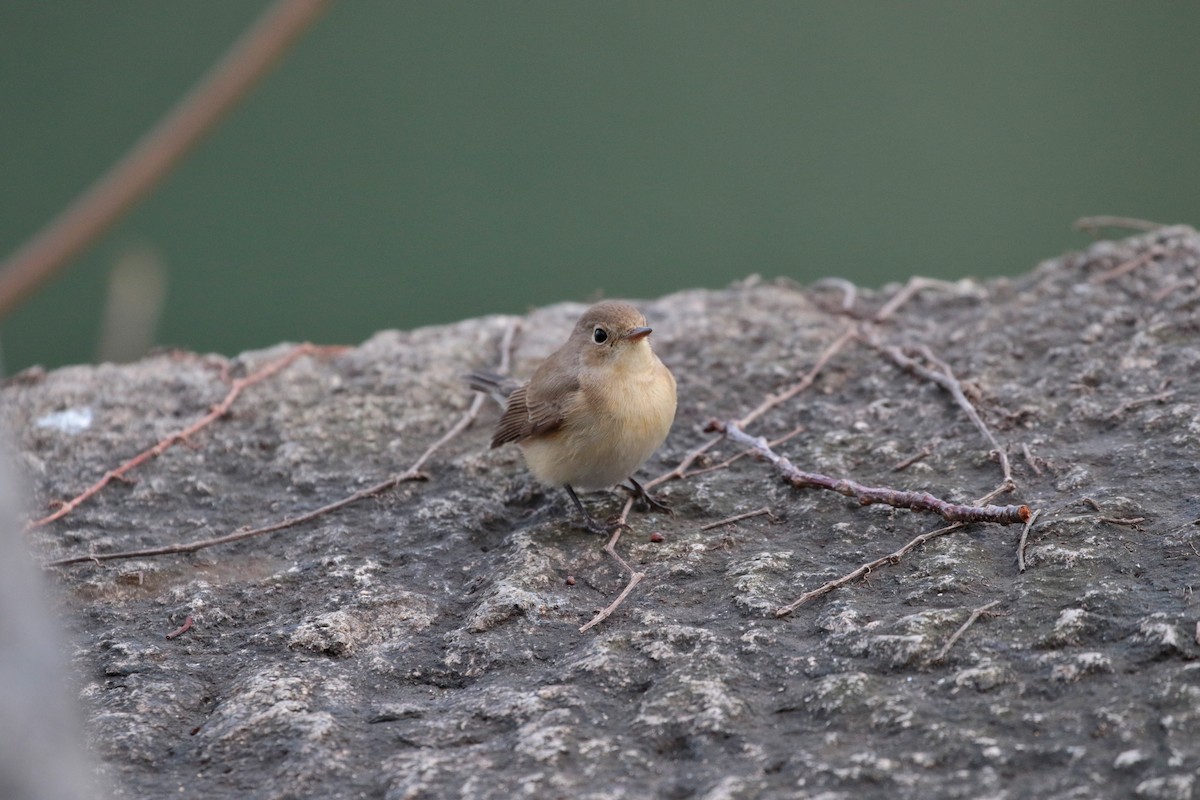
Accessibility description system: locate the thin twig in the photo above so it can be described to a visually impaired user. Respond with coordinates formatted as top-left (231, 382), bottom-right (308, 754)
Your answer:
top-left (813, 277), bottom-right (859, 314)
top-left (1089, 245), bottom-right (1164, 285)
top-left (27, 343), bottom-right (346, 531)
top-left (1017, 508), bottom-right (1042, 573)
top-left (1151, 280), bottom-right (1189, 303)
top-left (682, 425), bottom-right (805, 480)
top-left (738, 326), bottom-right (857, 430)
top-left (0, 0), bottom-right (332, 320)
top-left (1073, 216), bottom-right (1165, 235)
top-left (165, 616), bottom-right (194, 640)
top-left (647, 326), bottom-right (855, 490)
top-left (45, 321), bottom-right (522, 568)
top-left (892, 444), bottom-right (935, 472)
top-left (1021, 443), bottom-right (1044, 477)
top-left (710, 420), bottom-right (1030, 526)
top-left (874, 277), bottom-right (966, 323)
top-left (934, 600), bottom-right (1002, 662)
top-left (700, 507), bottom-right (774, 531)
top-left (579, 514), bottom-right (645, 634)
top-left (880, 343), bottom-right (1016, 494)
top-left (775, 522), bottom-right (963, 616)
top-left (1107, 390), bottom-right (1175, 419)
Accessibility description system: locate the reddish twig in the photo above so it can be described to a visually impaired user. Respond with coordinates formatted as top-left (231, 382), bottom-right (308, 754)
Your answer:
top-left (45, 321), bottom-right (521, 568)
top-left (1089, 245), bottom-right (1164, 285)
top-left (775, 521), bottom-right (964, 616)
top-left (934, 600), bottom-right (1002, 662)
top-left (681, 424), bottom-right (805, 480)
top-left (646, 326), bottom-right (855, 490)
top-left (1073, 216), bottom-right (1165, 235)
top-left (700, 507), bottom-right (775, 531)
top-left (27, 343), bottom-right (346, 531)
top-left (880, 343), bottom-right (1016, 494)
top-left (0, 0), bottom-right (332, 320)
top-left (709, 420), bottom-right (1030, 526)
top-left (1021, 443), bottom-right (1044, 477)
top-left (165, 616), bottom-right (194, 640)
top-left (1017, 508), bottom-right (1042, 572)
top-left (892, 444), bottom-right (935, 472)
top-left (1107, 389), bottom-right (1175, 419)
top-left (873, 277), bottom-right (968, 323)
top-left (579, 508), bottom-right (644, 634)
top-left (813, 277), bottom-right (860, 315)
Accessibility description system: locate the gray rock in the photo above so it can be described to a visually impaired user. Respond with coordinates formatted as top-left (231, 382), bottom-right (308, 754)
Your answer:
top-left (4, 226), bottom-right (1200, 798)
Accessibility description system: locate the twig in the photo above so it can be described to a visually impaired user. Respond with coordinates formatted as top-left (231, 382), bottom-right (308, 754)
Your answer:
top-left (1151, 280), bottom-right (1189, 303)
top-left (682, 425), bottom-right (805, 480)
top-left (1020, 443), bottom-right (1044, 477)
top-left (1107, 390), bottom-right (1175, 419)
top-left (579, 513), bottom-right (645, 634)
top-left (45, 321), bottom-right (521, 568)
top-left (709, 420), bottom-right (1030, 526)
top-left (0, 0), bottom-right (332, 320)
top-left (892, 444), bottom-right (935, 472)
top-left (165, 616), bottom-right (194, 640)
top-left (738, 326), bottom-right (857, 429)
top-left (700, 507), bottom-right (774, 531)
top-left (647, 326), bottom-right (855, 490)
top-left (1073, 216), bottom-right (1165, 235)
top-left (813, 277), bottom-right (859, 314)
top-left (880, 343), bottom-right (1016, 493)
top-left (775, 522), bottom-right (964, 616)
top-left (1096, 516), bottom-right (1145, 528)
top-left (874, 277), bottom-right (965, 323)
top-left (27, 343), bottom-right (346, 531)
top-left (934, 600), bottom-right (1001, 662)
top-left (1089, 245), bottom-right (1164, 285)
top-left (1017, 508), bottom-right (1042, 573)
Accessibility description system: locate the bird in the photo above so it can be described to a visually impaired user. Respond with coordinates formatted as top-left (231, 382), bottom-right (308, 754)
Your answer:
top-left (468, 301), bottom-right (676, 533)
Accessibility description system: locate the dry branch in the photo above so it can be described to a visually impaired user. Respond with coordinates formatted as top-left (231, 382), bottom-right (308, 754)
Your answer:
top-left (774, 522), bottom-right (964, 616)
top-left (879, 343), bottom-right (1016, 493)
top-left (934, 600), bottom-right (1002, 662)
top-left (0, 0), bottom-right (332, 319)
top-left (1016, 508), bottom-right (1042, 573)
top-left (579, 504), bottom-right (644, 634)
top-left (708, 420), bottom-right (1030, 526)
top-left (647, 325), bottom-right (855, 490)
top-left (45, 321), bottom-right (521, 569)
top-left (28, 343), bottom-right (346, 532)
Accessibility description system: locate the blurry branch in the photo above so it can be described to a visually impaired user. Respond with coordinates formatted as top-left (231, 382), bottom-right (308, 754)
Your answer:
top-left (706, 420), bottom-right (1030, 527)
top-left (0, 0), bottom-right (332, 320)
top-left (1073, 216), bottom-right (1165, 236)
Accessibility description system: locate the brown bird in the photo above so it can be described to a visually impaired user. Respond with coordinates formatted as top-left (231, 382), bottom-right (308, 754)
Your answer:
top-left (468, 301), bottom-right (677, 533)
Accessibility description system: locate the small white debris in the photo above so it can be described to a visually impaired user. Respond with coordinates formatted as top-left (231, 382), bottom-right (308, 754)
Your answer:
top-left (35, 407), bottom-right (93, 435)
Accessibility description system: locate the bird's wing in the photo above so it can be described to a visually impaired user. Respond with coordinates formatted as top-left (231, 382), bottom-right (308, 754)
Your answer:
top-left (490, 359), bottom-right (580, 448)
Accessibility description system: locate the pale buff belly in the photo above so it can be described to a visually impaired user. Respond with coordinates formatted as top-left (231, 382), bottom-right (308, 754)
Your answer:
top-left (519, 378), bottom-right (675, 490)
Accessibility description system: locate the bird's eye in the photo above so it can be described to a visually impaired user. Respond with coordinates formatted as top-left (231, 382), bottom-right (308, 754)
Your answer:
top-left (592, 327), bottom-right (608, 344)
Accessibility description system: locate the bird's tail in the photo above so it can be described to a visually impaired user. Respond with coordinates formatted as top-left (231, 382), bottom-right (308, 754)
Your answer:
top-left (464, 370), bottom-right (519, 407)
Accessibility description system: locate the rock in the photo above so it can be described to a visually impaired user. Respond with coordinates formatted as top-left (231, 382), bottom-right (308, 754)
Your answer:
top-left (5, 226), bottom-right (1200, 797)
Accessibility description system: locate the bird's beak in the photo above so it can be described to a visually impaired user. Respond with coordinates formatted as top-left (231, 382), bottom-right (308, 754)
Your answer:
top-left (623, 326), bottom-right (652, 342)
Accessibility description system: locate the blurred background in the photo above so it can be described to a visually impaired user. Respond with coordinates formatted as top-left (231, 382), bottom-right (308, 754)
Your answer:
top-left (2, 2), bottom-right (1198, 372)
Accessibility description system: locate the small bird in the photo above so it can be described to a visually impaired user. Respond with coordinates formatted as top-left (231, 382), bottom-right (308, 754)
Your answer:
top-left (468, 301), bottom-right (677, 533)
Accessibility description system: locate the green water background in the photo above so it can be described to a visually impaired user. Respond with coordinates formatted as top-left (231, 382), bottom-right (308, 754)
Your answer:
top-left (2, 2), bottom-right (1198, 371)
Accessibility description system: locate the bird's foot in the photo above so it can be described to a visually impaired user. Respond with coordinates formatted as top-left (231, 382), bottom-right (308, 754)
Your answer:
top-left (621, 478), bottom-right (673, 514)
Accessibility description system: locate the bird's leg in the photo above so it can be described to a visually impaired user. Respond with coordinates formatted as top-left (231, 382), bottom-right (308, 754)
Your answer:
top-left (564, 485), bottom-right (616, 535)
top-left (620, 477), bottom-right (672, 514)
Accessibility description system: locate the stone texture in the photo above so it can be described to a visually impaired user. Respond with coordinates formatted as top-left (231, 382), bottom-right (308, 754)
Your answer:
top-left (4, 225), bottom-right (1200, 798)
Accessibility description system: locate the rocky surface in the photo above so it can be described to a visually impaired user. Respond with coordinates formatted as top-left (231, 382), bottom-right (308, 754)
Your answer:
top-left (4, 226), bottom-right (1200, 799)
